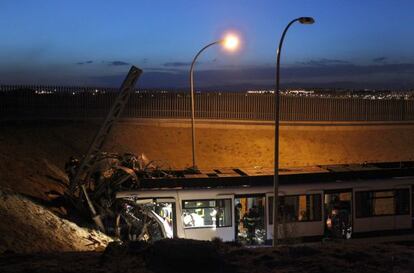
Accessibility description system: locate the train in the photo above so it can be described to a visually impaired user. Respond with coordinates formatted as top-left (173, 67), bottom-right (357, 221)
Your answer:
top-left (116, 162), bottom-right (414, 244)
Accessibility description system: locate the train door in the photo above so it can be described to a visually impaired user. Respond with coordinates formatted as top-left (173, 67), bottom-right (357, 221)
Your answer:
top-left (324, 189), bottom-right (353, 239)
top-left (234, 194), bottom-right (266, 245)
top-left (150, 198), bottom-right (177, 239)
top-left (116, 197), bottom-right (177, 241)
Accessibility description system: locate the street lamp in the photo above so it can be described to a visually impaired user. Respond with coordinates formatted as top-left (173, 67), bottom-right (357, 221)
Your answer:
top-left (273, 17), bottom-right (315, 246)
top-left (189, 34), bottom-right (239, 170)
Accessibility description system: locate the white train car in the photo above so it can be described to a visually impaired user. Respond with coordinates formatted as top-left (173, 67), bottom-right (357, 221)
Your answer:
top-left (116, 163), bottom-right (414, 244)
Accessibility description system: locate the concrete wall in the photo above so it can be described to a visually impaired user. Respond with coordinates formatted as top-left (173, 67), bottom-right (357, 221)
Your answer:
top-left (103, 119), bottom-right (414, 169)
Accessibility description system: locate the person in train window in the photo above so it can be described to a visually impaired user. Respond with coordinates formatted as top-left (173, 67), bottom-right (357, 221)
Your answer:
top-left (243, 206), bottom-right (260, 244)
top-left (334, 204), bottom-right (352, 239)
top-left (328, 201), bottom-right (352, 239)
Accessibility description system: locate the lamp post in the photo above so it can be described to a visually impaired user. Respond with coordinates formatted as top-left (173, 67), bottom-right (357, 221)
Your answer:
top-left (273, 17), bottom-right (314, 247)
top-left (189, 34), bottom-right (239, 170)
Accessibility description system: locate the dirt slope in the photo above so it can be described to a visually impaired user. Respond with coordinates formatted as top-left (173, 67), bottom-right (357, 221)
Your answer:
top-left (2, 119), bottom-right (414, 200)
top-left (0, 190), bottom-right (113, 254)
top-left (0, 120), bottom-right (95, 200)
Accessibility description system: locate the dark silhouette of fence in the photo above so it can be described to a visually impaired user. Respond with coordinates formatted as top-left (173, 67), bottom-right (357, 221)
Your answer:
top-left (1, 85), bottom-right (414, 121)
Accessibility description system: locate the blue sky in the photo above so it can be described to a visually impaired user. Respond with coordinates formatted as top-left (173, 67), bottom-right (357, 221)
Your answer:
top-left (1, 0), bottom-right (414, 89)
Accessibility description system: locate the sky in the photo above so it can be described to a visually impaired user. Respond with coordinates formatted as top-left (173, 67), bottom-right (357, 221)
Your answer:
top-left (1, 0), bottom-right (414, 89)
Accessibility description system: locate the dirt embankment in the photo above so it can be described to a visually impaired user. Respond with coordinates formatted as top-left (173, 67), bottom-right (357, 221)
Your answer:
top-left (0, 121), bottom-right (116, 255)
top-left (0, 120), bottom-right (95, 200)
top-left (0, 190), bottom-right (112, 254)
top-left (2, 119), bottom-right (414, 200)
top-left (106, 120), bottom-right (414, 169)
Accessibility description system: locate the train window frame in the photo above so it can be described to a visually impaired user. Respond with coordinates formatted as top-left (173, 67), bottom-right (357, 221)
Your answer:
top-left (268, 194), bottom-right (322, 224)
top-left (355, 189), bottom-right (410, 218)
top-left (412, 185), bottom-right (414, 218)
top-left (395, 189), bottom-right (410, 215)
top-left (182, 198), bottom-right (232, 229)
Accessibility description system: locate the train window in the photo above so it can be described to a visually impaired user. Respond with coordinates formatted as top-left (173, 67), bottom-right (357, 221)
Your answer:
top-left (355, 189), bottom-right (410, 217)
top-left (373, 191), bottom-right (394, 216)
top-left (216, 199), bottom-right (232, 227)
top-left (412, 186), bottom-right (414, 218)
top-left (268, 194), bottom-right (322, 224)
top-left (395, 189), bottom-right (410, 215)
top-left (355, 191), bottom-right (372, 217)
top-left (182, 199), bottom-right (232, 228)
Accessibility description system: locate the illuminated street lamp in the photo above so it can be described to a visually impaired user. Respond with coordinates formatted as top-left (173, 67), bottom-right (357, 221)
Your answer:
top-left (189, 34), bottom-right (239, 170)
top-left (273, 17), bottom-right (314, 246)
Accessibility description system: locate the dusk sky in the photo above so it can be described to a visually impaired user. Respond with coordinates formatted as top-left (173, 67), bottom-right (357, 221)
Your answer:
top-left (1, 0), bottom-right (414, 89)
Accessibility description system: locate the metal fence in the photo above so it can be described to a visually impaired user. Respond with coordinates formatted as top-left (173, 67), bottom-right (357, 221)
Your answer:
top-left (1, 85), bottom-right (414, 121)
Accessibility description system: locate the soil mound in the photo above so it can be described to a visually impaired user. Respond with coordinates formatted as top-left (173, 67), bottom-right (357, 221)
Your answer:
top-left (0, 189), bottom-right (113, 254)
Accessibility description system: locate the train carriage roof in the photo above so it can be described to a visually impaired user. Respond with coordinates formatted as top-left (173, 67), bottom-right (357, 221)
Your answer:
top-left (137, 161), bottom-right (414, 190)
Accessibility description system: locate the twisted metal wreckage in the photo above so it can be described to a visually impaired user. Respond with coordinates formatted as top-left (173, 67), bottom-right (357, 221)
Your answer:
top-left (63, 66), bottom-right (176, 242)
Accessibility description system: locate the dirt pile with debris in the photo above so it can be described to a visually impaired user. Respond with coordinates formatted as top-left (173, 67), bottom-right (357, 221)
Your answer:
top-left (1, 238), bottom-right (413, 273)
top-left (0, 189), bottom-right (113, 254)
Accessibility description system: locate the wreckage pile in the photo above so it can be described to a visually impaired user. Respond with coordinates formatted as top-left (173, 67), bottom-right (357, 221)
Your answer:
top-left (0, 189), bottom-right (113, 254)
top-left (64, 151), bottom-right (174, 242)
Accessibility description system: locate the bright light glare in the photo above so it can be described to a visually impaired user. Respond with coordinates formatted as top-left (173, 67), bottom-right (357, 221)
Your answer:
top-left (222, 34), bottom-right (239, 51)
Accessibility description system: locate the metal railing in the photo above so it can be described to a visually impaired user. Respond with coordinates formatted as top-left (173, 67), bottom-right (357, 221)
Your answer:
top-left (1, 85), bottom-right (414, 121)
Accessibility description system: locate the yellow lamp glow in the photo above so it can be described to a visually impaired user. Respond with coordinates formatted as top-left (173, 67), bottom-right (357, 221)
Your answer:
top-left (222, 34), bottom-right (239, 51)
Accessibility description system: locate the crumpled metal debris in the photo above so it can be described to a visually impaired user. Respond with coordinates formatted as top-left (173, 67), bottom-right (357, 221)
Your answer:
top-left (63, 152), bottom-right (170, 242)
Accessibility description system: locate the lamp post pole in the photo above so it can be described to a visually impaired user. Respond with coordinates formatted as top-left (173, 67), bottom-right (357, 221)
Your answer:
top-left (189, 40), bottom-right (223, 171)
top-left (273, 17), bottom-right (315, 247)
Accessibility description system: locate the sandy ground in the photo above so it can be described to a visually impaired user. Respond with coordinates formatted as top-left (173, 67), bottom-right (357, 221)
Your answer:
top-left (0, 238), bottom-right (413, 273)
top-left (107, 119), bottom-right (414, 169)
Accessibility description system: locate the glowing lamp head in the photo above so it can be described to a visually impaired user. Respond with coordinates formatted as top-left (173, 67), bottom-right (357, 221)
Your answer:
top-left (222, 34), bottom-right (239, 51)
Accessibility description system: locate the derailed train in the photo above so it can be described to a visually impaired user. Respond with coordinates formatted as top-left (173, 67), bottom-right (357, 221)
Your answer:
top-left (66, 154), bottom-right (414, 244)
top-left (115, 161), bottom-right (414, 244)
